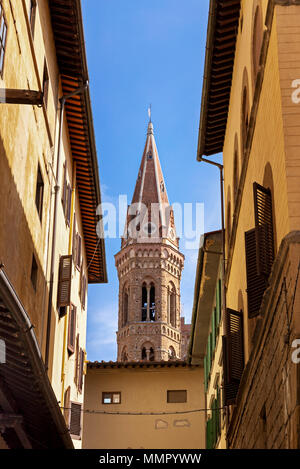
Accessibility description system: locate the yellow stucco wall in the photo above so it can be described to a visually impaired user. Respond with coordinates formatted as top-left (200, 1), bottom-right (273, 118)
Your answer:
top-left (0, 0), bottom-right (89, 448)
top-left (83, 365), bottom-right (205, 449)
top-left (223, 0), bottom-right (292, 360)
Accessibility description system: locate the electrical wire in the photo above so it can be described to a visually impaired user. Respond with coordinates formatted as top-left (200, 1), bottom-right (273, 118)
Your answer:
top-left (60, 406), bottom-right (224, 416)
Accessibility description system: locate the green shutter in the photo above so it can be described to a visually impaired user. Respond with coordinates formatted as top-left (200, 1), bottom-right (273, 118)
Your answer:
top-left (207, 334), bottom-right (211, 375)
top-left (212, 310), bottom-right (216, 351)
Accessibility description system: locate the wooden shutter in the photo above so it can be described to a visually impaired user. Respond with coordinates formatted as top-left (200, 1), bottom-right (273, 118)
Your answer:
top-left (70, 402), bottom-right (82, 438)
top-left (67, 305), bottom-right (76, 354)
top-left (72, 215), bottom-right (77, 262)
top-left (253, 182), bottom-right (274, 277)
top-left (62, 163), bottom-right (67, 207)
top-left (57, 255), bottom-right (72, 309)
top-left (74, 334), bottom-right (79, 386)
top-left (212, 309), bottom-right (216, 350)
top-left (216, 280), bottom-right (221, 325)
top-left (245, 229), bottom-right (267, 318)
top-left (82, 274), bottom-right (86, 310)
top-left (64, 386), bottom-right (71, 428)
top-left (78, 348), bottom-right (84, 393)
top-left (66, 184), bottom-right (72, 225)
top-left (223, 308), bottom-right (244, 406)
top-left (76, 235), bottom-right (82, 269)
top-left (206, 417), bottom-right (213, 449)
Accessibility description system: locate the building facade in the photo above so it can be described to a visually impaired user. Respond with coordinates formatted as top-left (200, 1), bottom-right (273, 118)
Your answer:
top-left (0, 0), bottom-right (106, 448)
top-left (82, 361), bottom-right (204, 449)
top-left (115, 120), bottom-right (187, 362)
top-left (196, 0), bottom-right (300, 449)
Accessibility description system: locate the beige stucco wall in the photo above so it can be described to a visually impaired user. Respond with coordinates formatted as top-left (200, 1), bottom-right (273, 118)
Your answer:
top-left (82, 365), bottom-right (205, 449)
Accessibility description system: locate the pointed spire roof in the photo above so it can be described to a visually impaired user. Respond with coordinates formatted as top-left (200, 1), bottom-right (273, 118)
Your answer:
top-left (122, 119), bottom-right (179, 249)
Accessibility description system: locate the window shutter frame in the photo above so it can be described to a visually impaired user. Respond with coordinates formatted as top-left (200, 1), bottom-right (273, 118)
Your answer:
top-left (57, 255), bottom-right (72, 309)
top-left (67, 305), bottom-right (76, 354)
top-left (223, 308), bottom-right (244, 406)
top-left (70, 402), bottom-right (82, 439)
top-left (78, 348), bottom-right (84, 393)
top-left (245, 228), bottom-right (268, 318)
top-left (74, 333), bottom-right (79, 386)
top-left (253, 182), bottom-right (274, 277)
top-left (64, 386), bottom-right (71, 428)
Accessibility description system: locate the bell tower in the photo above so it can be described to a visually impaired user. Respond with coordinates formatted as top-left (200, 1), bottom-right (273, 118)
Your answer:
top-left (115, 119), bottom-right (184, 362)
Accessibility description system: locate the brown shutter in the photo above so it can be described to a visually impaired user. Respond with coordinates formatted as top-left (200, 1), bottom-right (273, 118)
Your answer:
top-left (72, 215), bottom-right (77, 262)
top-left (78, 348), bottom-right (84, 393)
top-left (245, 229), bottom-right (267, 318)
top-left (74, 334), bottom-right (79, 386)
top-left (67, 305), bottom-right (76, 354)
top-left (62, 163), bottom-right (67, 208)
top-left (82, 274), bottom-right (86, 310)
top-left (76, 235), bottom-right (82, 269)
top-left (66, 184), bottom-right (72, 225)
top-left (64, 386), bottom-right (71, 428)
top-left (253, 182), bottom-right (274, 277)
top-left (70, 402), bottom-right (82, 438)
top-left (57, 255), bottom-right (72, 309)
top-left (223, 308), bottom-right (244, 406)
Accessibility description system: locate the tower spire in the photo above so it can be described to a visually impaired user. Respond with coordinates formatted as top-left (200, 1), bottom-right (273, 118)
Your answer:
top-left (122, 115), bottom-right (178, 248)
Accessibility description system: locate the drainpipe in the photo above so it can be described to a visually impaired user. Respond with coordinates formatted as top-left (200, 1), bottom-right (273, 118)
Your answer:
top-left (45, 83), bottom-right (88, 370)
top-left (198, 155), bottom-right (227, 449)
top-left (197, 157), bottom-right (226, 321)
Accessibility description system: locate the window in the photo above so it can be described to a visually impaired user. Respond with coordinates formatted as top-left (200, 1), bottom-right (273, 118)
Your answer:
top-left (141, 283), bottom-right (147, 321)
top-left (168, 285), bottom-right (176, 327)
top-left (57, 255), bottom-right (72, 315)
top-left (245, 183), bottom-right (274, 318)
top-left (76, 234), bottom-right (82, 269)
top-left (78, 348), bottom-right (84, 393)
top-left (0, 2), bottom-right (7, 77)
top-left (102, 392), bottom-right (121, 404)
top-left (42, 60), bottom-right (49, 109)
top-left (64, 386), bottom-right (71, 427)
top-left (233, 146), bottom-right (239, 205)
top-left (67, 305), bottom-right (76, 354)
top-left (252, 5), bottom-right (263, 85)
top-left (35, 164), bottom-right (44, 221)
top-left (29, 0), bottom-right (37, 38)
top-left (69, 402), bottom-right (82, 439)
top-left (74, 334), bottom-right (79, 386)
top-left (30, 254), bottom-right (38, 291)
top-left (149, 284), bottom-right (155, 321)
top-left (222, 308), bottom-right (244, 406)
top-left (80, 272), bottom-right (87, 310)
top-left (167, 390), bottom-right (187, 403)
top-left (141, 346), bottom-right (154, 361)
top-left (168, 346), bottom-right (176, 360)
top-left (241, 83), bottom-right (249, 157)
top-left (206, 387), bottom-right (221, 449)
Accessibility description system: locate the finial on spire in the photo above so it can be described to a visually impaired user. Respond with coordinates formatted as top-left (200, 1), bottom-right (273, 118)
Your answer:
top-left (148, 104), bottom-right (152, 123)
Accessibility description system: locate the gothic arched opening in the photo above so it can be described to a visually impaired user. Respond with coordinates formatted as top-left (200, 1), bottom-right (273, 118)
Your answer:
top-left (168, 346), bottom-right (176, 361)
top-left (141, 281), bottom-right (156, 321)
top-left (141, 344), bottom-right (155, 361)
top-left (168, 284), bottom-right (176, 327)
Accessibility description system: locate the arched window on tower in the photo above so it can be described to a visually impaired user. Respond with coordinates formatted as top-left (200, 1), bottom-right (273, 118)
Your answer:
top-left (123, 287), bottom-right (129, 327)
top-left (168, 284), bottom-right (176, 327)
top-left (141, 344), bottom-right (155, 361)
top-left (121, 347), bottom-right (128, 362)
top-left (168, 346), bottom-right (176, 361)
top-left (141, 282), bottom-right (156, 321)
top-left (150, 283), bottom-right (155, 321)
top-left (141, 283), bottom-right (147, 321)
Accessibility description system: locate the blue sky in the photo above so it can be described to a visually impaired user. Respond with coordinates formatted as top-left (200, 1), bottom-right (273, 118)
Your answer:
top-left (82, 0), bottom-right (221, 362)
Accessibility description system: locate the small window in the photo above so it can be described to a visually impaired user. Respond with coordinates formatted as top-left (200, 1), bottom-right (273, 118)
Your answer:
top-left (35, 164), bottom-right (44, 221)
top-left (76, 234), bottom-right (82, 269)
top-left (67, 304), bottom-right (76, 355)
top-left (43, 60), bottom-right (49, 109)
top-left (167, 390), bottom-right (187, 403)
top-left (102, 392), bottom-right (121, 405)
top-left (29, 0), bottom-right (37, 38)
top-left (30, 254), bottom-right (38, 291)
top-left (0, 2), bottom-right (7, 78)
top-left (70, 402), bottom-right (82, 439)
top-left (147, 152), bottom-right (152, 160)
